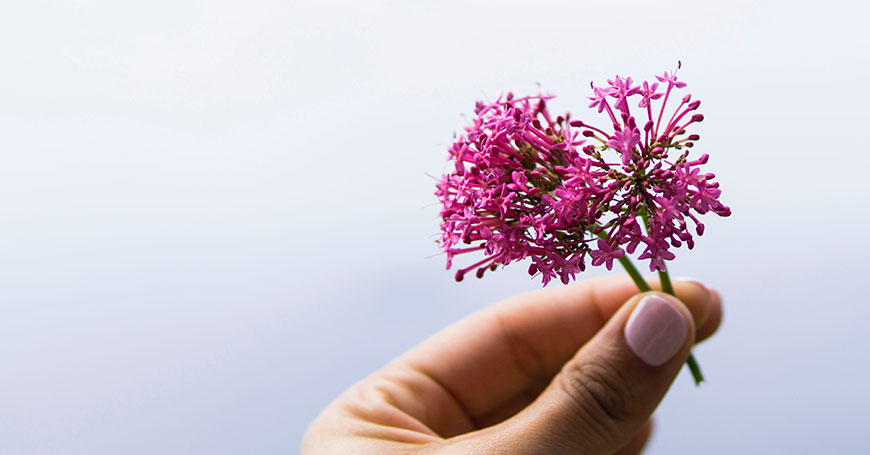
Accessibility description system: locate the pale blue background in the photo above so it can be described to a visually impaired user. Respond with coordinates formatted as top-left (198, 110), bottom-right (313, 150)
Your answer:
top-left (1, 0), bottom-right (869, 453)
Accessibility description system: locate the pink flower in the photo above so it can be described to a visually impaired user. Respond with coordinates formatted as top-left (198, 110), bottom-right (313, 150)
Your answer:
top-left (638, 81), bottom-right (663, 108)
top-left (607, 75), bottom-right (641, 113)
top-left (590, 238), bottom-right (625, 270)
top-left (436, 94), bottom-right (611, 285)
top-left (588, 83), bottom-right (616, 113)
top-left (656, 61), bottom-right (688, 89)
top-left (605, 125), bottom-right (641, 166)
top-left (437, 64), bottom-right (730, 283)
top-left (575, 64), bottom-right (730, 271)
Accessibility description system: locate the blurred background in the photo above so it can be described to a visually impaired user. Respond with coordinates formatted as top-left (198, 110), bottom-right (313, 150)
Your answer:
top-left (1, 0), bottom-right (868, 453)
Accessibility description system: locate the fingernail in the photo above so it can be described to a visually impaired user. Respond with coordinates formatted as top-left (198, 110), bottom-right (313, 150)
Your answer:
top-left (624, 295), bottom-right (688, 366)
top-left (672, 276), bottom-right (699, 283)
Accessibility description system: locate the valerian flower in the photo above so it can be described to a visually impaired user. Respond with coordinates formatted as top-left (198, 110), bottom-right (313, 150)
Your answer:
top-left (574, 63), bottom-right (730, 272)
top-left (436, 64), bottom-right (730, 286)
top-left (435, 93), bottom-right (608, 285)
top-left (435, 66), bottom-right (726, 385)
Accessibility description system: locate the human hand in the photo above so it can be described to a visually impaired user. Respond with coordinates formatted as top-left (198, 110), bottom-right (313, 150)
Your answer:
top-left (302, 276), bottom-right (722, 454)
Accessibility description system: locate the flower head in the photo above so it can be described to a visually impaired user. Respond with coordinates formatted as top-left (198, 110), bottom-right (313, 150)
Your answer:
top-left (574, 63), bottom-right (730, 272)
top-left (437, 66), bottom-right (730, 284)
top-left (436, 93), bottom-right (612, 285)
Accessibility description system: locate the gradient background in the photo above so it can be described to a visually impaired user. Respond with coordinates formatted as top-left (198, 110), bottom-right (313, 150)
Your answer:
top-left (1, 0), bottom-right (869, 453)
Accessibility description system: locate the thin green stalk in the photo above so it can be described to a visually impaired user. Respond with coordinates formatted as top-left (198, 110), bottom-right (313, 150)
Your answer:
top-left (658, 269), bottom-right (674, 295)
top-left (599, 219), bottom-right (705, 386)
top-left (685, 353), bottom-right (704, 386)
top-left (658, 263), bottom-right (704, 386)
top-left (617, 255), bottom-right (651, 293)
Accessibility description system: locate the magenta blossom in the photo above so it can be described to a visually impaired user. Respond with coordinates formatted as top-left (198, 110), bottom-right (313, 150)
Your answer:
top-left (575, 63), bottom-right (730, 272)
top-left (436, 65), bottom-right (730, 285)
top-left (436, 93), bottom-right (612, 285)
top-left (605, 124), bottom-right (641, 166)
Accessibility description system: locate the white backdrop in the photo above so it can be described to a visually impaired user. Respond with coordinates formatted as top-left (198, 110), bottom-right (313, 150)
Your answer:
top-left (1, 0), bottom-right (869, 453)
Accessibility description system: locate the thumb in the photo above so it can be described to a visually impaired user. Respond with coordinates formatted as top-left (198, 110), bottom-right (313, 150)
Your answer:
top-left (500, 292), bottom-right (698, 454)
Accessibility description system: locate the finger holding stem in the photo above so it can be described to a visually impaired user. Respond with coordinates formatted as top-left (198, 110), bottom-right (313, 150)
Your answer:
top-left (597, 223), bottom-right (705, 386)
top-left (658, 263), bottom-right (704, 386)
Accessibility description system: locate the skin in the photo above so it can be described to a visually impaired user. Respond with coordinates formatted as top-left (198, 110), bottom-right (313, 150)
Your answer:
top-left (302, 276), bottom-right (723, 454)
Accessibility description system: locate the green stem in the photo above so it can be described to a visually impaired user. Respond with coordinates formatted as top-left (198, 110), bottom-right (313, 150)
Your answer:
top-left (658, 264), bottom-right (704, 386)
top-left (617, 256), bottom-right (651, 293)
top-left (658, 269), bottom-right (674, 295)
top-left (685, 353), bottom-right (704, 386)
top-left (600, 219), bottom-right (705, 386)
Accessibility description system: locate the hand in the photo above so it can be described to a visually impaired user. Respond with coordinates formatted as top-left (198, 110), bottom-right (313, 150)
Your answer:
top-left (302, 275), bottom-right (722, 454)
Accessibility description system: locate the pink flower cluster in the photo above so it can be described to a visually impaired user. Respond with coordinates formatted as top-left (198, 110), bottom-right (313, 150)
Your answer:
top-left (436, 65), bottom-right (730, 285)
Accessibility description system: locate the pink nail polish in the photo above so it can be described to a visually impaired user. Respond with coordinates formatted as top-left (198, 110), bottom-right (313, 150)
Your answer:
top-left (624, 295), bottom-right (688, 366)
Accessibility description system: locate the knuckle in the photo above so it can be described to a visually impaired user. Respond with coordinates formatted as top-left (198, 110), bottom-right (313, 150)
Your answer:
top-left (558, 356), bottom-right (638, 443)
